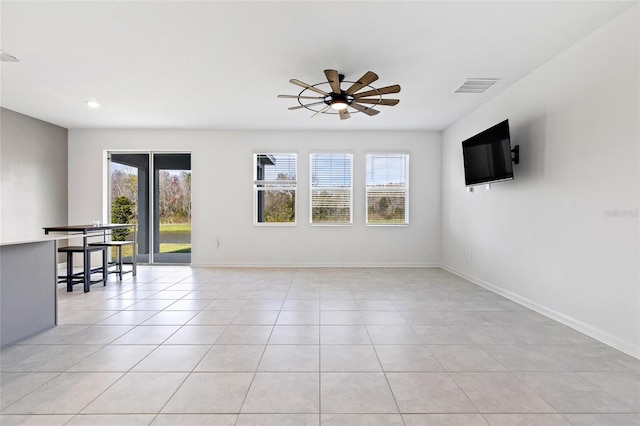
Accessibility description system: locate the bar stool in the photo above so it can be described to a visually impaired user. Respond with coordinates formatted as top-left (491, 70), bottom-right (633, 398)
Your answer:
top-left (89, 241), bottom-right (137, 280)
top-left (57, 245), bottom-right (108, 292)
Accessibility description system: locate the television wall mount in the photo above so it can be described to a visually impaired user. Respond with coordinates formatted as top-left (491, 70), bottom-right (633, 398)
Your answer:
top-left (511, 145), bottom-right (520, 164)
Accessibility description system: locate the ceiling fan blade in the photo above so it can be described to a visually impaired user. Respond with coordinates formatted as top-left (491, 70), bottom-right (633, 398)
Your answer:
top-left (354, 84), bottom-right (401, 98)
top-left (324, 69), bottom-right (341, 93)
top-left (278, 94), bottom-right (325, 100)
top-left (353, 98), bottom-right (400, 106)
top-left (311, 105), bottom-right (332, 118)
top-left (345, 71), bottom-right (379, 95)
top-left (339, 109), bottom-right (351, 120)
top-left (288, 101), bottom-right (326, 110)
top-left (290, 79), bottom-right (329, 96)
top-left (350, 102), bottom-right (380, 116)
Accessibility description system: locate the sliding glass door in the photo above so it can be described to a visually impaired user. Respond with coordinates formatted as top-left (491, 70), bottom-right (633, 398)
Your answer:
top-left (109, 152), bottom-right (191, 264)
top-left (109, 153), bottom-right (150, 263)
top-left (153, 153), bottom-right (191, 263)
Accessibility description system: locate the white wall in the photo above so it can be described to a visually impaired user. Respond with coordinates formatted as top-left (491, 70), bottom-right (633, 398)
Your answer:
top-left (441, 6), bottom-right (639, 357)
top-left (68, 130), bottom-right (441, 267)
top-left (0, 108), bottom-right (68, 242)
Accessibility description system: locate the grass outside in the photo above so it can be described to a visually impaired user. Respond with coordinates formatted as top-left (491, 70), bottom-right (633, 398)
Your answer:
top-left (160, 243), bottom-right (191, 254)
top-left (109, 222), bottom-right (192, 259)
top-left (110, 223), bottom-right (191, 233)
top-left (110, 243), bottom-right (191, 260)
top-left (159, 223), bottom-right (191, 232)
top-left (160, 222), bottom-right (191, 253)
top-left (368, 218), bottom-right (407, 224)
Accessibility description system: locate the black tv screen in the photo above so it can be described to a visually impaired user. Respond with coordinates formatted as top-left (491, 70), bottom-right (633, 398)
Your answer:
top-left (462, 119), bottom-right (514, 186)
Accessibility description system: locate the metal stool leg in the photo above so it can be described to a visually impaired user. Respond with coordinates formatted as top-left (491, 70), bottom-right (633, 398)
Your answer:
top-left (132, 242), bottom-right (137, 277)
top-left (117, 245), bottom-right (123, 280)
top-left (66, 251), bottom-right (74, 292)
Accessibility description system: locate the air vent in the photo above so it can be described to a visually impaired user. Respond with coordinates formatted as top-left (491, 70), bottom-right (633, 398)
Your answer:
top-left (0, 50), bottom-right (20, 62)
top-left (455, 78), bottom-right (500, 94)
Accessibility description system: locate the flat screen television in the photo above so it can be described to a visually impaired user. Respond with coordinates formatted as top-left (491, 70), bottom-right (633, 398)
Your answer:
top-left (462, 119), bottom-right (516, 187)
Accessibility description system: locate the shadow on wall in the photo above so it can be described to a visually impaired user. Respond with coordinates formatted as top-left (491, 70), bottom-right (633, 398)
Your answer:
top-left (511, 115), bottom-right (547, 184)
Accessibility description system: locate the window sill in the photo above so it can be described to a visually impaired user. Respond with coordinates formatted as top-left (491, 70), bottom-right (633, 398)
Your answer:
top-left (365, 223), bottom-right (409, 227)
top-left (253, 222), bottom-right (297, 227)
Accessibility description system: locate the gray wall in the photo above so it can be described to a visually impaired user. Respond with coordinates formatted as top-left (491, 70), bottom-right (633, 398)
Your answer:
top-left (0, 108), bottom-right (68, 242)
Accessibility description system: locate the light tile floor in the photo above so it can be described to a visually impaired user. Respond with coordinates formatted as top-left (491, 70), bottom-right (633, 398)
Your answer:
top-left (1, 266), bottom-right (639, 425)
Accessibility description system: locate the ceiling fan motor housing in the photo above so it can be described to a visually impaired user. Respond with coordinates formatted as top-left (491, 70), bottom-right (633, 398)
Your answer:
top-left (327, 93), bottom-right (352, 110)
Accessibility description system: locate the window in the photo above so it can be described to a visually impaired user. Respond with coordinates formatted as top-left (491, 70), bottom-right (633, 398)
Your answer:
top-left (310, 153), bottom-right (353, 225)
top-left (366, 153), bottom-right (409, 225)
top-left (254, 153), bottom-right (297, 224)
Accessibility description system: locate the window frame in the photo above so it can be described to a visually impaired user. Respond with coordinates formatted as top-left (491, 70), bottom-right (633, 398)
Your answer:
top-left (309, 152), bottom-right (354, 226)
top-left (365, 152), bottom-right (410, 226)
top-left (253, 152), bottom-right (297, 226)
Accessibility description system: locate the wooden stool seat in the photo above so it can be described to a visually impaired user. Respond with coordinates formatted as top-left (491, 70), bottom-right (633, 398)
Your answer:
top-left (57, 245), bottom-right (108, 292)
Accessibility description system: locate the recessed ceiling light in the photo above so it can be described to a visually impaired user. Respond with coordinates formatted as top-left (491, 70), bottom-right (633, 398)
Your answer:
top-left (86, 101), bottom-right (101, 109)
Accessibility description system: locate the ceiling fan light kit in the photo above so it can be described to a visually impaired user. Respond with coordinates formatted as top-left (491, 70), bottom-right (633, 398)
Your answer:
top-left (278, 69), bottom-right (401, 120)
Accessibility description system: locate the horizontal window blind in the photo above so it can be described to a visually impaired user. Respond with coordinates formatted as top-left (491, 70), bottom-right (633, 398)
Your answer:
top-left (311, 153), bottom-right (352, 188)
top-left (310, 153), bottom-right (352, 224)
top-left (366, 154), bottom-right (409, 225)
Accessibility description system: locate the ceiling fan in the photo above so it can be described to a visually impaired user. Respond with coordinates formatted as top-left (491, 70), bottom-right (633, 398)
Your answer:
top-left (278, 69), bottom-right (401, 120)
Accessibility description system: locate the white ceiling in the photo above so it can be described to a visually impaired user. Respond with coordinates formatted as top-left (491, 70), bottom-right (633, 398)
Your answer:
top-left (0, 1), bottom-right (635, 131)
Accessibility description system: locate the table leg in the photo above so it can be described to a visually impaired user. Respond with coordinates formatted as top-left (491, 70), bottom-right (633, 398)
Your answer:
top-left (103, 247), bottom-right (108, 285)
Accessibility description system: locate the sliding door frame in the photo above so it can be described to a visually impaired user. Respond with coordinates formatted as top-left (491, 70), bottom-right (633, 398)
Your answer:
top-left (105, 149), bottom-right (191, 265)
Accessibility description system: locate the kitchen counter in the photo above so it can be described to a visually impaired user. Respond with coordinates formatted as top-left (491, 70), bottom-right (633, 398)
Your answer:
top-left (0, 237), bottom-right (61, 347)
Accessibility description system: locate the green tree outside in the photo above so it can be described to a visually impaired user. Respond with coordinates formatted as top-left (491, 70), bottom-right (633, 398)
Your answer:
top-left (111, 196), bottom-right (135, 241)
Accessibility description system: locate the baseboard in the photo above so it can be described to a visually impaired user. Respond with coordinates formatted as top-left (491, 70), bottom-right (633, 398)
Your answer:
top-left (441, 264), bottom-right (640, 360)
top-left (0, 324), bottom-right (57, 349)
top-left (190, 262), bottom-right (441, 268)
